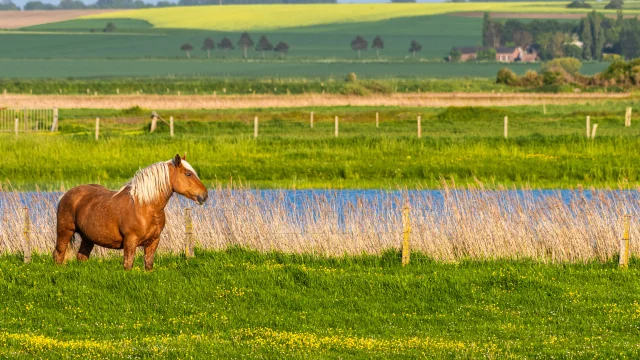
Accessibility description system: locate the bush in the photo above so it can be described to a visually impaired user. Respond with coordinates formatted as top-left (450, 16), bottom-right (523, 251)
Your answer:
top-left (564, 44), bottom-right (583, 59)
top-left (346, 72), bottom-right (357, 83)
top-left (566, 0), bottom-right (591, 8)
top-left (519, 70), bottom-right (543, 87)
top-left (477, 48), bottom-right (497, 61)
top-left (496, 68), bottom-right (518, 85)
top-left (604, 0), bottom-right (623, 9)
top-left (541, 58), bottom-right (582, 76)
top-left (449, 48), bottom-right (462, 62)
top-left (602, 54), bottom-right (622, 62)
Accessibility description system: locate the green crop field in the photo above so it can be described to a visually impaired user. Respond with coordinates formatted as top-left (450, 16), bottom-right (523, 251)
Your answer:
top-left (1, 249), bottom-right (639, 358)
top-left (2, 103), bottom-right (640, 190)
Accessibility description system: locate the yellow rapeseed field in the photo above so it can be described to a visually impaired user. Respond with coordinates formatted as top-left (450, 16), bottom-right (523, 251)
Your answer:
top-left (81, 2), bottom-right (631, 31)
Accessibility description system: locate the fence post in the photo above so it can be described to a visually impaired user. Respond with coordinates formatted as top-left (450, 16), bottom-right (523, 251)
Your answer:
top-left (184, 208), bottom-right (194, 258)
top-left (254, 116), bottom-right (258, 138)
top-left (116, 88), bottom-right (119, 95)
top-left (51, 108), bottom-right (58, 132)
top-left (334, 116), bottom-right (339, 137)
top-left (310, 111), bottom-right (314, 128)
top-left (626, 107), bottom-right (632, 127)
top-left (586, 116), bottom-right (591, 138)
top-left (620, 214), bottom-right (631, 268)
top-left (402, 205), bottom-right (411, 266)
top-left (504, 116), bottom-right (508, 139)
top-left (543, 102), bottom-right (546, 115)
top-left (170, 116), bottom-right (174, 137)
top-left (376, 112), bottom-right (379, 128)
top-left (150, 112), bottom-right (158, 133)
top-left (14, 118), bottom-right (18, 137)
top-left (417, 116), bottom-right (421, 138)
top-left (23, 207), bottom-right (31, 263)
top-left (95, 118), bottom-right (100, 141)
top-left (591, 124), bottom-right (598, 139)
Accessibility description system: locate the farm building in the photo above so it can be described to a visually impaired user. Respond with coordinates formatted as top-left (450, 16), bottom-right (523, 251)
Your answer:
top-left (450, 46), bottom-right (538, 63)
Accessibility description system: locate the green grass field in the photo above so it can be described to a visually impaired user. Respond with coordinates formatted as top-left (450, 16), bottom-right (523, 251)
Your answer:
top-left (2, 104), bottom-right (640, 190)
top-left (1, 249), bottom-right (639, 358)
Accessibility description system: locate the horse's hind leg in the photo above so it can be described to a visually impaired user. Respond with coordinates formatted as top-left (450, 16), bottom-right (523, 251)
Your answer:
top-left (77, 236), bottom-right (95, 262)
top-left (54, 227), bottom-right (74, 265)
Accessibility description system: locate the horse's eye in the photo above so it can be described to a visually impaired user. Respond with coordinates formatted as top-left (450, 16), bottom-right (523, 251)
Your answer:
top-left (185, 172), bottom-right (191, 177)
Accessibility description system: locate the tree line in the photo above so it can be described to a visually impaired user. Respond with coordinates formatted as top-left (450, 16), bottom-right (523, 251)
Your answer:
top-left (479, 10), bottom-right (640, 61)
top-left (0, 0), bottom-right (335, 11)
top-left (349, 36), bottom-right (423, 59)
top-left (179, 33), bottom-right (289, 59)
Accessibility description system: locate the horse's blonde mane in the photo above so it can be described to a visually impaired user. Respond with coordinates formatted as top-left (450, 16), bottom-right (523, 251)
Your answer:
top-left (125, 161), bottom-right (172, 205)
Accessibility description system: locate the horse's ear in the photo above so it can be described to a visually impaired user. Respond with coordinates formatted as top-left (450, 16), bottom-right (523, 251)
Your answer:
top-left (173, 154), bottom-right (181, 167)
top-left (182, 153), bottom-right (187, 161)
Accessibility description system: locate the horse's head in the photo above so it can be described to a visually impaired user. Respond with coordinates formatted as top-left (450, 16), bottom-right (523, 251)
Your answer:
top-left (169, 154), bottom-right (208, 205)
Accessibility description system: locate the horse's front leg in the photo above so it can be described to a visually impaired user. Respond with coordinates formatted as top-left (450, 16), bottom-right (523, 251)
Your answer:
top-left (144, 238), bottom-right (160, 271)
top-left (123, 237), bottom-right (139, 271)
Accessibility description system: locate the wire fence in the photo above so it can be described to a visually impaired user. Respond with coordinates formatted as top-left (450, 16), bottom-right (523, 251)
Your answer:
top-left (0, 186), bottom-right (638, 265)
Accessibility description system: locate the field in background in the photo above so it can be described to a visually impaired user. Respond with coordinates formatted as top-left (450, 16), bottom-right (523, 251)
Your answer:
top-left (0, 9), bottom-right (116, 29)
top-left (1, 250), bottom-right (639, 358)
top-left (1, 103), bottom-right (639, 190)
top-left (83, 2), bottom-right (640, 31)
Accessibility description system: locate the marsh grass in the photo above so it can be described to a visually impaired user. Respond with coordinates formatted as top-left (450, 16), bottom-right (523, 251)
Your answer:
top-left (1, 182), bottom-right (639, 263)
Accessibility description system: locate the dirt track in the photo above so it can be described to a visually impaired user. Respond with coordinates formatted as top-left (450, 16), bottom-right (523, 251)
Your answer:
top-left (0, 92), bottom-right (632, 109)
top-left (0, 10), bottom-right (116, 29)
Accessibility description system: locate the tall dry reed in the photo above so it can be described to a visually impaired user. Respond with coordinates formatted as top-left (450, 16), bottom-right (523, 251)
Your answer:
top-left (0, 183), bottom-right (638, 263)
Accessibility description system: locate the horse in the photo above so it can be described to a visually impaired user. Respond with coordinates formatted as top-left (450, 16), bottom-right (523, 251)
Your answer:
top-left (54, 154), bottom-right (208, 270)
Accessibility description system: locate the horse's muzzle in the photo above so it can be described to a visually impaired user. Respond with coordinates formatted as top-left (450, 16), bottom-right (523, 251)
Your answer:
top-left (196, 193), bottom-right (208, 205)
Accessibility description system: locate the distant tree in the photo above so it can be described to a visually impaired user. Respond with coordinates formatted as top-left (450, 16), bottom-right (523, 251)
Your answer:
top-left (620, 17), bottom-right (640, 59)
top-left (202, 37), bottom-right (215, 58)
top-left (371, 36), bottom-right (384, 59)
top-left (156, 1), bottom-right (174, 6)
top-left (350, 36), bottom-right (368, 59)
top-left (513, 31), bottom-right (533, 49)
top-left (218, 36), bottom-right (234, 57)
top-left (581, 15), bottom-right (593, 59)
top-left (604, 0), bottom-right (623, 9)
top-left (449, 48), bottom-right (462, 62)
top-left (24, 1), bottom-right (56, 10)
top-left (103, 22), bottom-right (117, 32)
top-left (238, 32), bottom-right (254, 59)
top-left (566, 0), bottom-right (591, 8)
top-left (408, 40), bottom-right (422, 58)
top-left (274, 41), bottom-right (290, 58)
top-left (59, 0), bottom-right (87, 9)
top-left (476, 48), bottom-right (497, 61)
top-left (0, 0), bottom-right (19, 10)
top-left (255, 35), bottom-right (273, 59)
top-left (564, 44), bottom-right (583, 58)
top-left (180, 43), bottom-right (194, 59)
top-left (482, 12), bottom-right (503, 48)
top-left (391, 0), bottom-right (415, 2)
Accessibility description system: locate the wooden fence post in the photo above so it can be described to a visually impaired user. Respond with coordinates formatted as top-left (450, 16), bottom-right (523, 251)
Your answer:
top-left (591, 124), bottom-right (598, 139)
top-left (170, 116), bottom-right (174, 137)
top-left (116, 88), bottom-right (119, 95)
top-left (95, 118), bottom-right (100, 141)
top-left (620, 214), bottom-right (631, 268)
top-left (51, 108), bottom-right (58, 132)
top-left (185, 208), bottom-right (194, 258)
top-left (14, 118), bottom-right (18, 137)
top-left (626, 107), bottom-right (632, 127)
top-left (150, 112), bottom-right (158, 133)
top-left (543, 102), bottom-right (547, 115)
top-left (23, 207), bottom-right (31, 263)
top-left (334, 116), bottom-right (339, 137)
top-left (376, 112), bottom-right (379, 128)
top-left (504, 116), bottom-right (508, 139)
top-left (402, 205), bottom-right (411, 266)
top-left (254, 116), bottom-right (258, 138)
top-left (417, 116), bottom-right (421, 138)
top-left (310, 111), bottom-right (314, 128)
top-left (586, 116), bottom-right (591, 138)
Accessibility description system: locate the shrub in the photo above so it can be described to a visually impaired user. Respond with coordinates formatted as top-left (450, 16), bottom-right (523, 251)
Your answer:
top-left (476, 48), bottom-right (497, 61)
top-left (496, 68), bottom-right (518, 85)
top-left (604, 0), bottom-right (623, 9)
top-left (346, 72), bottom-right (357, 83)
top-left (602, 54), bottom-right (622, 62)
top-left (519, 70), bottom-right (543, 87)
top-left (449, 48), bottom-right (462, 62)
top-left (566, 0), bottom-right (591, 8)
top-left (541, 58), bottom-right (582, 76)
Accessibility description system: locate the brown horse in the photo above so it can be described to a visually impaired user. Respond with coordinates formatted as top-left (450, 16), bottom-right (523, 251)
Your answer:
top-left (54, 154), bottom-right (208, 270)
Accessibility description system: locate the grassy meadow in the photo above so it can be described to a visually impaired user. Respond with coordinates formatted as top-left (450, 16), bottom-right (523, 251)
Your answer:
top-left (2, 104), bottom-right (640, 190)
top-left (1, 249), bottom-right (640, 358)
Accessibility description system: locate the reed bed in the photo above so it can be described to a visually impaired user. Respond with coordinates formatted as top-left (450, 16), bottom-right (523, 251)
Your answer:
top-left (0, 184), bottom-right (638, 263)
